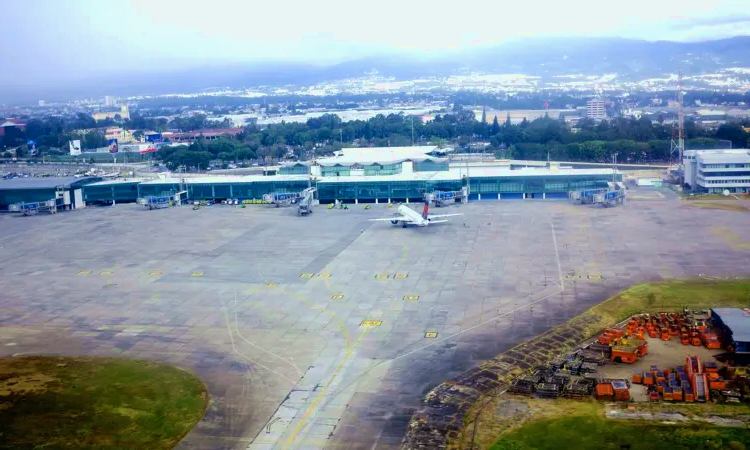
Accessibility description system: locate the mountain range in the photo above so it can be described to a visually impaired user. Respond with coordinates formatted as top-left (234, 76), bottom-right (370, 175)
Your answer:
top-left (5, 36), bottom-right (750, 104)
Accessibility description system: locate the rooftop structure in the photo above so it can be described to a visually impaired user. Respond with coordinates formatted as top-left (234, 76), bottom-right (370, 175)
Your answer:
top-left (710, 308), bottom-right (750, 353)
top-left (316, 146), bottom-right (446, 166)
top-left (0, 176), bottom-right (101, 209)
top-left (0, 176), bottom-right (100, 190)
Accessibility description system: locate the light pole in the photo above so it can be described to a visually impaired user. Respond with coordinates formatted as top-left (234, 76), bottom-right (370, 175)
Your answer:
top-left (612, 153), bottom-right (618, 184)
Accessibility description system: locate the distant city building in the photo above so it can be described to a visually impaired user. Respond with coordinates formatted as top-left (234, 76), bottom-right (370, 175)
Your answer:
top-left (38, 100), bottom-right (45, 107)
top-left (586, 100), bottom-right (606, 121)
top-left (163, 128), bottom-right (243, 142)
top-left (683, 149), bottom-right (750, 194)
top-left (104, 96), bottom-right (116, 106)
top-left (104, 127), bottom-right (134, 143)
top-left (92, 105), bottom-right (130, 121)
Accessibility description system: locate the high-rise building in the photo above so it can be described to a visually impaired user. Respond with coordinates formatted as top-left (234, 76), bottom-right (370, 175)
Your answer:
top-left (104, 95), bottom-right (116, 106)
top-left (586, 99), bottom-right (606, 120)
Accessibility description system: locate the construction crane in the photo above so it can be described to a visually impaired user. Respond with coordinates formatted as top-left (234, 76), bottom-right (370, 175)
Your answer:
top-left (297, 187), bottom-right (316, 216)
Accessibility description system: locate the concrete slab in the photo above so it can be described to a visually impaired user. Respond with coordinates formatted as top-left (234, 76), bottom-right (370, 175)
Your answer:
top-left (1, 190), bottom-right (749, 449)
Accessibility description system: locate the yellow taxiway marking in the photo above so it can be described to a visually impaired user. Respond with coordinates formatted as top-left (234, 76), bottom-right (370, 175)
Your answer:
top-left (299, 273), bottom-right (314, 278)
top-left (99, 270), bottom-right (113, 276)
top-left (283, 294), bottom-right (365, 449)
top-left (190, 271), bottom-right (204, 277)
top-left (424, 332), bottom-right (438, 338)
top-left (317, 273), bottom-right (331, 278)
top-left (77, 270), bottom-right (91, 276)
top-left (375, 273), bottom-right (390, 279)
top-left (588, 274), bottom-right (603, 280)
top-left (360, 320), bottom-right (382, 327)
top-left (331, 294), bottom-right (344, 301)
top-left (394, 273), bottom-right (409, 279)
top-left (403, 295), bottom-right (419, 301)
top-left (148, 271), bottom-right (163, 277)
top-left (264, 281), bottom-right (278, 287)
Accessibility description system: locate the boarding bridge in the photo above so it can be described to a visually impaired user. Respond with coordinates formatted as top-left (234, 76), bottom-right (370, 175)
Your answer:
top-left (262, 192), bottom-right (303, 207)
top-left (297, 187), bottom-right (316, 216)
top-left (592, 188), bottom-right (627, 208)
top-left (8, 199), bottom-right (58, 216)
top-left (568, 188), bottom-right (607, 205)
top-left (424, 187), bottom-right (468, 207)
top-left (138, 195), bottom-right (171, 210)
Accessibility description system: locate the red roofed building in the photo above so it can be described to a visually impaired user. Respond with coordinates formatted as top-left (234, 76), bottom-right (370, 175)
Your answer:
top-left (0, 118), bottom-right (27, 137)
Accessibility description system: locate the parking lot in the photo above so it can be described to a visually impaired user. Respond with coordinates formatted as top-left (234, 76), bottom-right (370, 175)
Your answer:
top-left (1, 188), bottom-right (750, 450)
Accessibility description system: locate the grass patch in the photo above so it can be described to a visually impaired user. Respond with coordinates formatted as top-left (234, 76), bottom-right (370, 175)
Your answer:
top-left (490, 409), bottom-right (750, 450)
top-left (576, 280), bottom-right (750, 339)
top-left (684, 193), bottom-right (749, 201)
top-left (0, 356), bottom-right (208, 449)
top-left (687, 201), bottom-right (750, 212)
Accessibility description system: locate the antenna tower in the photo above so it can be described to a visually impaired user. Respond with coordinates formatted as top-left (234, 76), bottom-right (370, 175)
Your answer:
top-left (669, 71), bottom-right (685, 185)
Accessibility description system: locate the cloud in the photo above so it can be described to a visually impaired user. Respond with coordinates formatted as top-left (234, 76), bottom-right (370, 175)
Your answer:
top-left (671, 14), bottom-right (750, 29)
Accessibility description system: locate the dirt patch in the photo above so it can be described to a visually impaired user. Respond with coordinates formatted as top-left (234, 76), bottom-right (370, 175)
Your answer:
top-left (597, 337), bottom-right (723, 402)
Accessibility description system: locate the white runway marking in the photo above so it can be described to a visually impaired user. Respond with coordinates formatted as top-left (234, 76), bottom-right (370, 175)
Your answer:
top-left (232, 291), bottom-right (304, 377)
top-left (219, 294), bottom-right (298, 385)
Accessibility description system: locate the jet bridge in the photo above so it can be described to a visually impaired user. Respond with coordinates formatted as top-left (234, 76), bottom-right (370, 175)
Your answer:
top-left (262, 192), bottom-right (302, 207)
top-left (423, 187), bottom-right (468, 207)
top-left (297, 187), bottom-right (316, 216)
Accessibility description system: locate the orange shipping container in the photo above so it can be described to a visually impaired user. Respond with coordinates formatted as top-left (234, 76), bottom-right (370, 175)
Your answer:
top-left (596, 383), bottom-right (614, 400)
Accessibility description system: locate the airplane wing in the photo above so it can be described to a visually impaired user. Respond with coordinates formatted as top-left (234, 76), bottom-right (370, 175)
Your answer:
top-left (369, 215), bottom-right (417, 222)
top-left (427, 213), bottom-right (463, 220)
top-left (428, 219), bottom-right (449, 224)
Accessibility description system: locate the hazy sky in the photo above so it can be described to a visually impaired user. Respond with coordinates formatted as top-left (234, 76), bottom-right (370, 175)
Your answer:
top-left (1, 0), bottom-right (749, 98)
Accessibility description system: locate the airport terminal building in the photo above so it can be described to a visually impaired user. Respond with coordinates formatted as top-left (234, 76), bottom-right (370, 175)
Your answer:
top-left (73, 146), bottom-right (622, 205)
top-left (683, 149), bottom-right (750, 194)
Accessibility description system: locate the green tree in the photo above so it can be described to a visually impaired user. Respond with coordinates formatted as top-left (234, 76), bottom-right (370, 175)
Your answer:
top-left (715, 123), bottom-right (748, 149)
top-left (491, 116), bottom-right (501, 135)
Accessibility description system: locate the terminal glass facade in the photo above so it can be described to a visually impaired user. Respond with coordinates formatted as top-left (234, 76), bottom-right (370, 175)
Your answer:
top-left (321, 165), bottom-right (351, 177)
top-left (83, 182), bottom-right (140, 203)
top-left (279, 164), bottom-right (310, 175)
top-left (364, 163), bottom-right (402, 176)
top-left (80, 172), bottom-right (621, 204)
top-left (317, 179), bottom-right (463, 203)
top-left (413, 161), bottom-right (449, 172)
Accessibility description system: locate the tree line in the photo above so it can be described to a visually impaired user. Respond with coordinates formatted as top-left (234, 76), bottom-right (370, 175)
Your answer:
top-left (3, 106), bottom-right (749, 167)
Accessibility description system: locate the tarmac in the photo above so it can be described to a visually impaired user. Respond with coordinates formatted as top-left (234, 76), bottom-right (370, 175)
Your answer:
top-left (1, 187), bottom-right (749, 450)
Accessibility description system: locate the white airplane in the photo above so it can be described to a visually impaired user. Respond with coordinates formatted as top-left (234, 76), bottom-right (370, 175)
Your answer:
top-left (370, 204), bottom-right (463, 228)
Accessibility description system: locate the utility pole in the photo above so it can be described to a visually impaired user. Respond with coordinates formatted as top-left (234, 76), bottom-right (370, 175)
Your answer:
top-left (678, 71), bottom-right (685, 187)
top-left (612, 153), bottom-right (618, 184)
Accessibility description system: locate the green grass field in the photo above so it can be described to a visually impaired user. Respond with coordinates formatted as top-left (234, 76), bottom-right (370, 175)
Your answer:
top-left (0, 356), bottom-right (208, 449)
top-left (490, 414), bottom-right (750, 450)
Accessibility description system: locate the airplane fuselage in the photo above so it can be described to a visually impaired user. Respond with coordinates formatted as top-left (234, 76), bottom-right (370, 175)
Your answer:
top-left (395, 205), bottom-right (429, 227)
